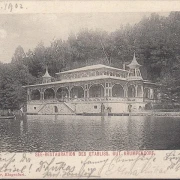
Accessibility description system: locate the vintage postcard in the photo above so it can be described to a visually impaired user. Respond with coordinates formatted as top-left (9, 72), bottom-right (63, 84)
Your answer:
top-left (1, 0), bottom-right (180, 179)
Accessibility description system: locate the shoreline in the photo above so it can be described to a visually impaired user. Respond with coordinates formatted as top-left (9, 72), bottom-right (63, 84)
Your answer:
top-left (26, 111), bottom-right (180, 116)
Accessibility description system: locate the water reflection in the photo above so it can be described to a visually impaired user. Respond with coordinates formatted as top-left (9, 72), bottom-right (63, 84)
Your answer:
top-left (1, 115), bottom-right (180, 152)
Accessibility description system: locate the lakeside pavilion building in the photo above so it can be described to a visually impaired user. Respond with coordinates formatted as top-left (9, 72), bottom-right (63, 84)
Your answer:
top-left (24, 54), bottom-right (160, 115)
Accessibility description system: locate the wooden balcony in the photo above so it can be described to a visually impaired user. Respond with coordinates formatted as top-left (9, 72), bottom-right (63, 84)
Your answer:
top-left (27, 96), bottom-right (154, 103)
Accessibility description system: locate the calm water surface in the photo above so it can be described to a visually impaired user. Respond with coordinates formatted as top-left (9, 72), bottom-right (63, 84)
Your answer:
top-left (0, 115), bottom-right (180, 152)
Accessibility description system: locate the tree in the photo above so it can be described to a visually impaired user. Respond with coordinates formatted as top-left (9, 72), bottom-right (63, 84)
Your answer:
top-left (11, 45), bottom-right (26, 64)
top-left (1, 12), bottom-right (180, 109)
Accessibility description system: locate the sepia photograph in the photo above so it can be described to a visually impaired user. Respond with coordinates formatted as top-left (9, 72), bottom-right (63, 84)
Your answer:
top-left (1, 11), bottom-right (178, 152)
top-left (0, 1), bottom-right (180, 179)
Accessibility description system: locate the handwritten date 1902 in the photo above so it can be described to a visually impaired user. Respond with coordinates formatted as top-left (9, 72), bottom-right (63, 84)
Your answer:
top-left (1, 3), bottom-right (25, 12)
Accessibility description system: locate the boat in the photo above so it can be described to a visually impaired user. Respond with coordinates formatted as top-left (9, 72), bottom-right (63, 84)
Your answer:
top-left (0, 115), bottom-right (16, 120)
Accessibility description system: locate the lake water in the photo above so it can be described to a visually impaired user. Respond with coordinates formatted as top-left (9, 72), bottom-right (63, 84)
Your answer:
top-left (0, 115), bottom-right (180, 152)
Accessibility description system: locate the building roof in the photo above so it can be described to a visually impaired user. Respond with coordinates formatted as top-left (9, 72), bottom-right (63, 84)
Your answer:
top-left (143, 80), bottom-right (161, 86)
top-left (42, 66), bottom-right (51, 78)
top-left (23, 77), bottom-right (161, 88)
top-left (127, 53), bottom-right (141, 68)
top-left (23, 75), bottom-right (127, 88)
top-left (56, 64), bottom-right (128, 74)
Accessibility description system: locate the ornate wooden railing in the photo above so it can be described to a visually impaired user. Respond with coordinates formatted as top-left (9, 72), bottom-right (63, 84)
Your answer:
top-left (27, 97), bottom-right (160, 103)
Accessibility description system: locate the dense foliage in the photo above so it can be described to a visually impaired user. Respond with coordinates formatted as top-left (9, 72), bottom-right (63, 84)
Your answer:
top-left (1, 12), bottom-right (180, 110)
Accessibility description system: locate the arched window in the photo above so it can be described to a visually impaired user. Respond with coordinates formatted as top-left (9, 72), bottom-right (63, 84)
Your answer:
top-left (154, 89), bottom-right (158, 99)
top-left (89, 84), bottom-right (104, 98)
top-left (128, 85), bottom-right (136, 98)
top-left (56, 87), bottom-right (68, 99)
top-left (31, 89), bottom-right (40, 100)
top-left (112, 84), bottom-right (124, 97)
top-left (44, 88), bottom-right (55, 99)
top-left (144, 88), bottom-right (150, 99)
top-left (70, 86), bottom-right (84, 98)
top-left (137, 85), bottom-right (143, 97)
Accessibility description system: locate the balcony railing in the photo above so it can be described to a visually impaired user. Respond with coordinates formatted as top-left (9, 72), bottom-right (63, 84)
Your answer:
top-left (28, 97), bottom-right (157, 103)
top-left (127, 97), bottom-right (144, 102)
top-left (144, 98), bottom-right (160, 103)
top-left (27, 99), bottom-right (59, 104)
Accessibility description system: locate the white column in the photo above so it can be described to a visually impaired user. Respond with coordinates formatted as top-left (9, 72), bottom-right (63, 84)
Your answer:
top-left (109, 83), bottom-right (112, 97)
top-left (124, 87), bottom-right (127, 97)
top-left (104, 82), bottom-right (108, 97)
top-left (135, 85), bottom-right (138, 97)
top-left (84, 84), bottom-right (89, 98)
top-left (41, 92), bottom-right (44, 100)
top-left (87, 89), bottom-right (89, 98)
top-left (124, 90), bottom-right (126, 97)
top-left (68, 88), bottom-right (71, 99)
top-left (141, 86), bottom-right (144, 98)
top-left (150, 89), bottom-right (154, 99)
top-left (27, 89), bottom-right (30, 100)
top-left (109, 88), bottom-right (112, 97)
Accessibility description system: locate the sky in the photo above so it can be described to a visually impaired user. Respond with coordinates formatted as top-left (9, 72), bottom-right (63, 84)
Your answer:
top-left (0, 12), bottom-right (169, 63)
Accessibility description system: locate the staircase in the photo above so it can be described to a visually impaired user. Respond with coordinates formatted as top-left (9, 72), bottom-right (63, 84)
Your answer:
top-left (63, 102), bottom-right (76, 114)
top-left (37, 102), bottom-right (76, 115)
top-left (37, 103), bottom-right (47, 114)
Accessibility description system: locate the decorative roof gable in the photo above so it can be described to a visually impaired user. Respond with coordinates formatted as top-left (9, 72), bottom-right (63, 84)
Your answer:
top-left (42, 66), bottom-right (51, 78)
top-left (127, 52), bottom-right (141, 68)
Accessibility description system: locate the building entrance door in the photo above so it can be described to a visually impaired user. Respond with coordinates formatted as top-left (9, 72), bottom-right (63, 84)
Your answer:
top-left (54, 106), bottom-right (58, 113)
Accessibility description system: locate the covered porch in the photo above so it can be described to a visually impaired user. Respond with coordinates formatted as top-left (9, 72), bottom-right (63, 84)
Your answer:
top-left (28, 80), bottom-right (149, 103)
